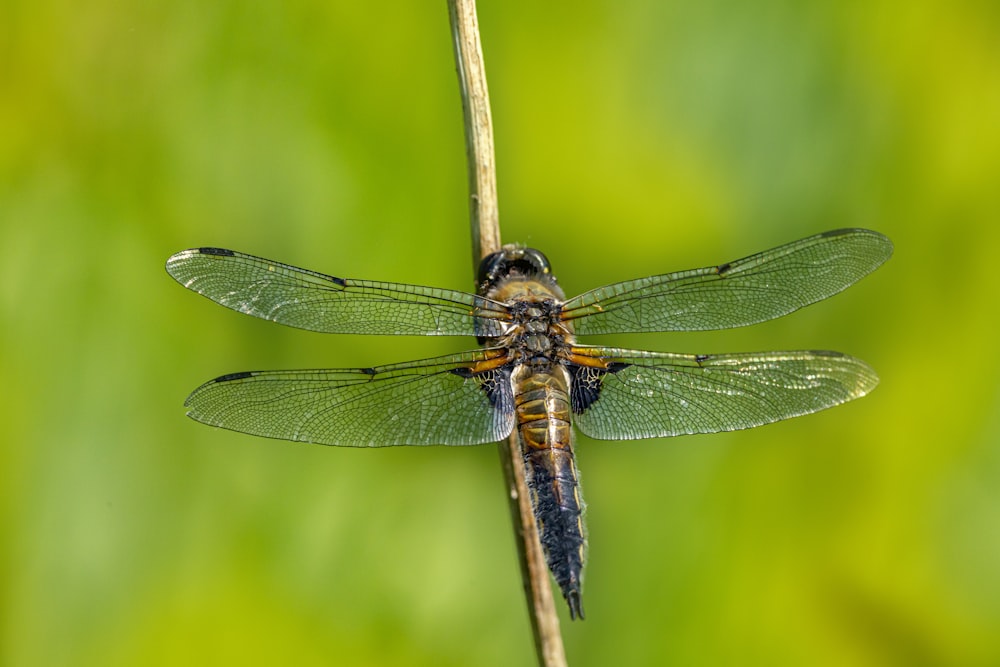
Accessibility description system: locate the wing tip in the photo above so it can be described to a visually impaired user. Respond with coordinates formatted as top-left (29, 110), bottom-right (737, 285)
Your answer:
top-left (801, 349), bottom-right (881, 399)
top-left (182, 371), bottom-right (254, 412)
top-left (823, 227), bottom-right (894, 264)
top-left (165, 247), bottom-right (237, 278)
top-left (853, 363), bottom-right (881, 399)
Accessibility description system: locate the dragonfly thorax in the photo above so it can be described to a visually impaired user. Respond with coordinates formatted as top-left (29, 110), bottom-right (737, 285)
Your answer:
top-left (496, 297), bottom-right (574, 360)
top-left (478, 247), bottom-right (573, 358)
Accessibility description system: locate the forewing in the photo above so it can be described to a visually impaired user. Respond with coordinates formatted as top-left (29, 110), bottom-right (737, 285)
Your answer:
top-left (166, 247), bottom-right (510, 336)
top-left (562, 228), bottom-right (892, 334)
top-left (184, 350), bottom-right (516, 446)
top-left (570, 347), bottom-right (878, 440)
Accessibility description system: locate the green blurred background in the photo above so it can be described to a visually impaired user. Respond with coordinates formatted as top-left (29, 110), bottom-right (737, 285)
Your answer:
top-left (3, 1), bottom-right (999, 665)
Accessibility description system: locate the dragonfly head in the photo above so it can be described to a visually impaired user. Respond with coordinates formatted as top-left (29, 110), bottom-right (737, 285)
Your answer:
top-left (478, 246), bottom-right (556, 295)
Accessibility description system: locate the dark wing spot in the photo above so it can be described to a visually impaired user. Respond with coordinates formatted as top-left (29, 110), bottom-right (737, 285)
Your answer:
top-left (359, 367), bottom-right (377, 376)
top-left (480, 367), bottom-right (514, 414)
top-left (214, 371), bottom-right (254, 382)
top-left (327, 275), bottom-right (347, 287)
top-left (569, 364), bottom-right (631, 414)
top-left (197, 247), bottom-right (236, 256)
top-left (452, 366), bottom-right (513, 414)
top-left (715, 261), bottom-right (732, 275)
top-left (695, 354), bottom-right (710, 364)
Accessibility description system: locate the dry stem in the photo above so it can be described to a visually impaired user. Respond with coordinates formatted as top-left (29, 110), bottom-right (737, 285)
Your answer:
top-left (447, 2), bottom-right (568, 666)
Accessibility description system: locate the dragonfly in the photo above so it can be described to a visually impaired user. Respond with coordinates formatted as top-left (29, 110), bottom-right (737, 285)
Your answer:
top-left (166, 227), bottom-right (892, 620)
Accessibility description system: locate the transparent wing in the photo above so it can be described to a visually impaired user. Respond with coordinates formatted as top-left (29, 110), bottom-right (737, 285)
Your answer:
top-left (184, 350), bottom-right (516, 447)
top-left (569, 347), bottom-right (878, 440)
top-left (166, 247), bottom-right (510, 336)
top-left (562, 228), bottom-right (892, 334)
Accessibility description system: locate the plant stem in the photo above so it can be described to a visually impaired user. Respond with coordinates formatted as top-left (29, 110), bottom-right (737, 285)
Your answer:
top-left (448, 0), bottom-right (501, 265)
top-left (447, 2), bottom-right (568, 666)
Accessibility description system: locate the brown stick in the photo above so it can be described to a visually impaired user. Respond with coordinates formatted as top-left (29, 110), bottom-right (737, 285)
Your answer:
top-left (447, 2), bottom-right (568, 666)
top-left (448, 0), bottom-right (501, 264)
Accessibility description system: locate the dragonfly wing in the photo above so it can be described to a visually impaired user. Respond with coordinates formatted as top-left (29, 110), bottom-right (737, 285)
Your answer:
top-left (562, 228), bottom-right (892, 334)
top-left (166, 247), bottom-right (510, 336)
top-left (569, 347), bottom-right (878, 440)
top-left (184, 350), bottom-right (516, 446)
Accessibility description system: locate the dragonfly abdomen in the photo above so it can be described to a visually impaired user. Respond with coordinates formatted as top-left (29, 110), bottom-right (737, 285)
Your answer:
top-left (514, 364), bottom-right (586, 620)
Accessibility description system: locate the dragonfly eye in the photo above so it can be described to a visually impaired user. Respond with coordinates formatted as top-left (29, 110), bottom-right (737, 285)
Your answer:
top-left (521, 248), bottom-right (552, 274)
top-left (478, 246), bottom-right (554, 293)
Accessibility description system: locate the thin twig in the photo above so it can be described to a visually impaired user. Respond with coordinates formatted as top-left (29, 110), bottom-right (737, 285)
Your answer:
top-left (447, 0), bottom-right (501, 265)
top-left (447, 2), bottom-right (568, 666)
